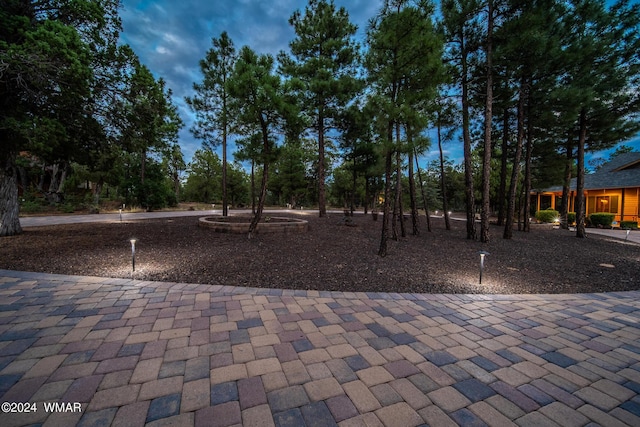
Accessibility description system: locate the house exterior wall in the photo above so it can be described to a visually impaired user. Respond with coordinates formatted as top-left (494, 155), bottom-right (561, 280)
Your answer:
top-left (623, 187), bottom-right (639, 222)
top-left (533, 153), bottom-right (640, 226)
top-left (534, 187), bottom-right (639, 225)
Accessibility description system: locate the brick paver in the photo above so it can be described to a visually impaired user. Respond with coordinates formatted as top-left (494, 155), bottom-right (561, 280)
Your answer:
top-left (1, 269), bottom-right (640, 426)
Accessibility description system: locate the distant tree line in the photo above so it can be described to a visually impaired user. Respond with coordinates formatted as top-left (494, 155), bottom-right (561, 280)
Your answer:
top-left (2, 0), bottom-right (639, 256)
top-left (187, 0), bottom-right (640, 250)
top-left (1, 0), bottom-right (183, 236)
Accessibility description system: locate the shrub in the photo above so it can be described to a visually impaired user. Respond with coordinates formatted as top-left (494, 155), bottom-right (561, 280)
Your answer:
top-left (60, 203), bottom-right (75, 214)
top-left (567, 212), bottom-right (576, 225)
top-left (535, 209), bottom-right (559, 223)
top-left (20, 200), bottom-right (43, 213)
top-left (620, 221), bottom-right (638, 230)
top-left (589, 213), bottom-right (615, 228)
top-left (19, 192), bottom-right (48, 213)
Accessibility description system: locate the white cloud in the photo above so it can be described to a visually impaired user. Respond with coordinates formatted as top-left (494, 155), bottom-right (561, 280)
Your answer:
top-left (118, 0), bottom-right (385, 163)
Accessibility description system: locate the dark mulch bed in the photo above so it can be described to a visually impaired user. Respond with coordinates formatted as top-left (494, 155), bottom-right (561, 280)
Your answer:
top-left (1, 213), bottom-right (639, 294)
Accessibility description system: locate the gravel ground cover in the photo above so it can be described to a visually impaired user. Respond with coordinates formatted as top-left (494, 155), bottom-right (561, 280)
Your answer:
top-left (2, 213), bottom-right (639, 294)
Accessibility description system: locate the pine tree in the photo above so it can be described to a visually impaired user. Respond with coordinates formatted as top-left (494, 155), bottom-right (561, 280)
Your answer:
top-left (279, 0), bottom-right (362, 218)
top-left (441, 0), bottom-right (483, 240)
top-left (186, 32), bottom-right (237, 216)
top-left (496, 0), bottom-right (563, 239)
top-left (0, 0), bottom-right (122, 236)
top-left (366, 0), bottom-right (445, 256)
top-left (229, 47), bottom-right (296, 237)
top-left (558, 0), bottom-right (640, 238)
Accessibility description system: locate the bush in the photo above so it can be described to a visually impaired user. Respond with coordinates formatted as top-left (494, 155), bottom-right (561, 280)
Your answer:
top-left (19, 192), bottom-right (48, 213)
top-left (620, 221), bottom-right (638, 230)
top-left (60, 203), bottom-right (75, 213)
top-left (567, 212), bottom-right (576, 225)
top-left (535, 209), bottom-right (559, 223)
top-left (20, 200), bottom-right (44, 213)
top-left (589, 213), bottom-right (615, 228)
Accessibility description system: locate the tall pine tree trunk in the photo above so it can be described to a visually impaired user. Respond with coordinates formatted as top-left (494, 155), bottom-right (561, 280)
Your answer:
top-left (415, 148), bottom-right (432, 232)
top-left (480, 0), bottom-right (494, 243)
top-left (45, 162), bottom-right (67, 204)
top-left (250, 159), bottom-right (256, 215)
top-left (497, 106), bottom-right (509, 226)
top-left (317, 111), bottom-right (327, 218)
top-left (249, 119), bottom-right (271, 238)
top-left (93, 178), bottom-right (104, 206)
top-left (437, 117), bottom-right (450, 231)
top-left (407, 128), bottom-right (419, 236)
top-left (378, 124), bottom-right (394, 257)
top-left (461, 36), bottom-right (476, 240)
top-left (222, 127), bottom-right (228, 217)
top-left (560, 133), bottom-right (574, 229)
top-left (0, 152), bottom-right (22, 237)
top-left (392, 172), bottom-right (399, 241)
top-left (522, 104), bottom-right (533, 233)
top-left (503, 77), bottom-right (526, 239)
top-left (576, 109), bottom-right (587, 238)
top-left (140, 151), bottom-right (146, 184)
top-left (364, 178), bottom-right (369, 215)
top-left (351, 156), bottom-right (357, 216)
top-left (395, 123), bottom-right (405, 239)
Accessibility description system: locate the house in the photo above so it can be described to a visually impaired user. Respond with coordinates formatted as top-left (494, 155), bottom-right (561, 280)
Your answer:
top-left (532, 151), bottom-right (640, 224)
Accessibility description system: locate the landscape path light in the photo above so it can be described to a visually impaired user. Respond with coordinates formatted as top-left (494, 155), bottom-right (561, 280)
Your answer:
top-left (479, 250), bottom-right (490, 284)
top-left (119, 208), bottom-right (122, 222)
top-left (130, 239), bottom-right (137, 272)
top-left (626, 229), bottom-right (631, 241)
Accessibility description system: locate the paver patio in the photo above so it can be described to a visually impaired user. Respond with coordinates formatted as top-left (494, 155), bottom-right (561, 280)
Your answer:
top-left (1, 268), bottom-right (639, 426)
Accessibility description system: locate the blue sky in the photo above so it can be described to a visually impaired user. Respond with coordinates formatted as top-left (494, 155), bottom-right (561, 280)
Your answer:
top-left (119, 0), bottom-right (639, 169)
top-left (119, 0), bottom-right (383, 166)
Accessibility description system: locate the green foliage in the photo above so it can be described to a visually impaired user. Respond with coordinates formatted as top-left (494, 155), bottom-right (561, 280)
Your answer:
top-left (226, 163), bottom-right (250, 207)
top-left (119, 63), bottom-right (182, 156)
top-left (4, 0), bottom-right (640, 242)
top-left (183, 150), bottom-right (249, 206)
top-left (118, 154), bottom-right (176, 210)
top-left (425, 158), bottom-right (466, 211)
top-left (1, 10), bottom-right (92, 161)
top-left (183, 149), bottom-right (223, 203)
top-left (19, 199), bottom-right (45, 214)
top-left (229, 47), bottom-right (286, 144)
top-left (269, 139), bottom-right (316, 207)
top-left (228, 45), bottom-right (297, 226)
top-left (279, 0), bottom-right (362, 215)
top-left (0, 0), bottom-right (183, 236)
top-left (535, 209), bottom-right (559, 223)
top-left (162, 143), bottom-right (186, 202)
top-left (17, 188), bottom-right (97, 214)
top-left (567, 212), bottom-right (576, 225)
top-left (589, 213), bottom-right (615, 228)
top-left (620, 221), bottom-right (638, 230)
top-left (366, 1), bottom-right (445, 130)
top-left (186, 32), bottom-right (237, 214)
top-left (531, 147), bottom-right (570, 190)
top-left (328, 162), bottom-right (359, 207)
top-left (186, 32), bottom-right (236, 150)
top-left (60, 203), bottom-right (76, 214)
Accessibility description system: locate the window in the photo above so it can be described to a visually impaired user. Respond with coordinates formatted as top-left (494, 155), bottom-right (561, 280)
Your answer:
top-left (539, 195), bottom-right (553, 210)
top-left (587, 195), bottom-right (618, 214)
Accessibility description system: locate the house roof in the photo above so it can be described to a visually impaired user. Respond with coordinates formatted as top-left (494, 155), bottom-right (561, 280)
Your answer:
top-left (539, 151), bottom-right (640, 193)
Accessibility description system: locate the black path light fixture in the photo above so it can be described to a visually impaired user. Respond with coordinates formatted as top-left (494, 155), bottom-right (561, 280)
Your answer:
top-left (479, 250), bottom-right (490, 284)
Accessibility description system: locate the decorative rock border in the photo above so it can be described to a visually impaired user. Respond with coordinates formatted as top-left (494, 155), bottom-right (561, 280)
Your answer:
top-left (198, 216), bottom-right (309, 234)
